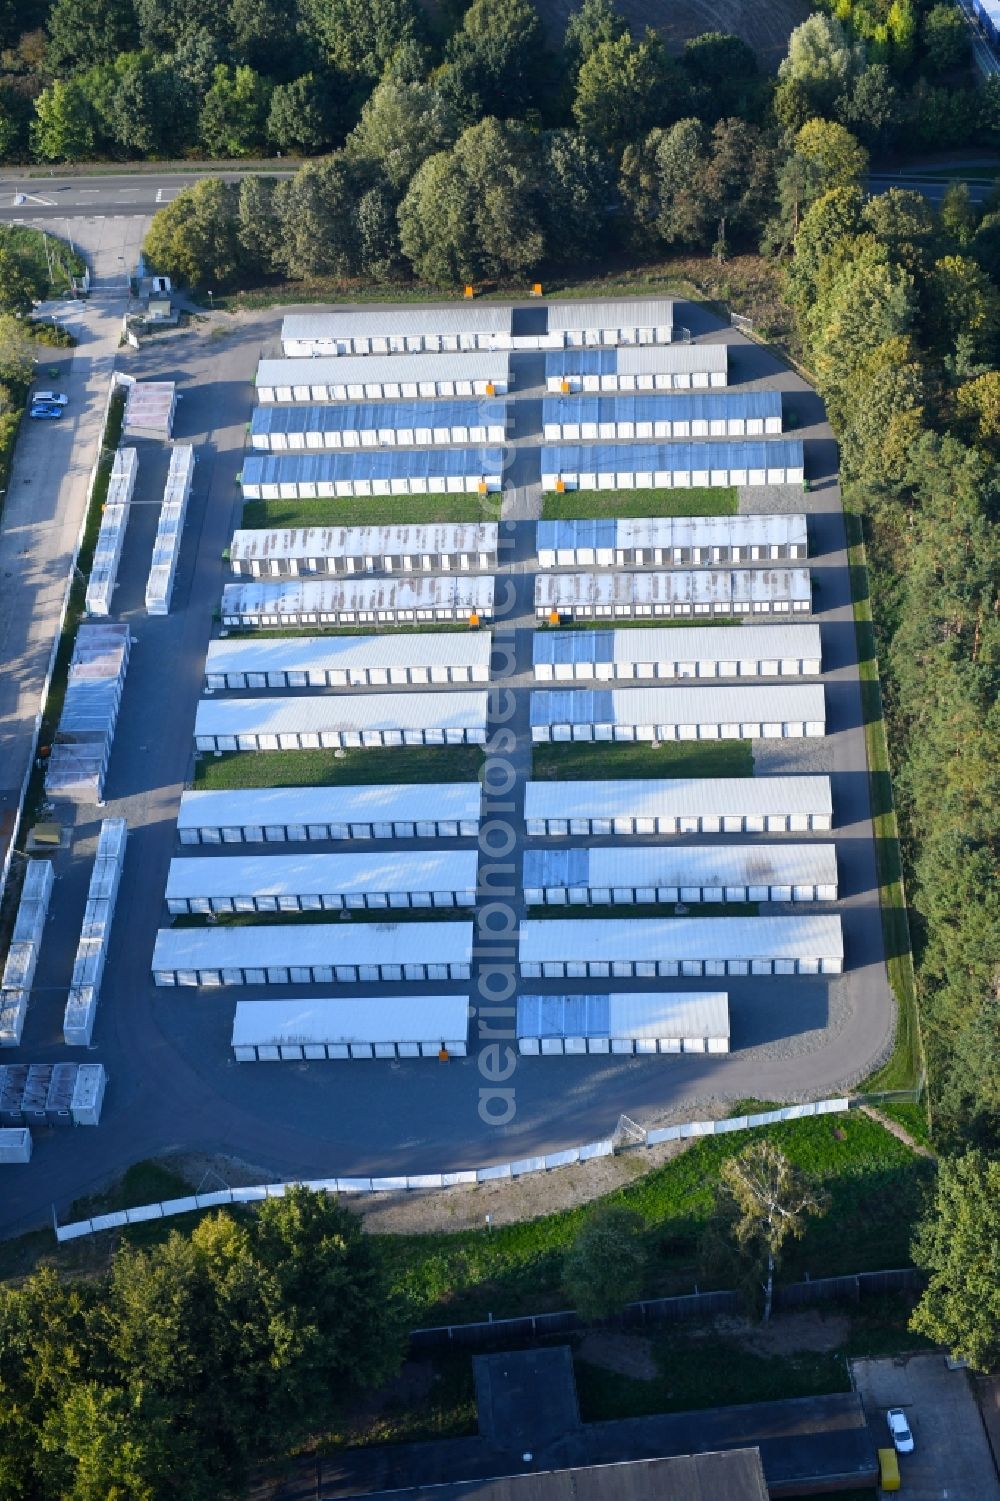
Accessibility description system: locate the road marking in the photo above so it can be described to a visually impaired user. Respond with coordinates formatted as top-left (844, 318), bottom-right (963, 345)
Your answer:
top-left (155, 187), bottom-right (180, 203)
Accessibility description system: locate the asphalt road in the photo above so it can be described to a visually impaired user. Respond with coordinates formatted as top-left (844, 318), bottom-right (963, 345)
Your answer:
top-left (0, 170), bottom-right (295, 222)
top-left (0, 301), bottom-right (896, 1237)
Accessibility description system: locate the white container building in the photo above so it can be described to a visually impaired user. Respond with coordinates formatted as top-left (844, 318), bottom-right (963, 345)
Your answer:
top-left (530, 685), bottom-right (826, 743)
top-left (178, 783), bottom-right (481, 845)
top-left (219, 575), bottom-right (495, 628)
top-left (533, 625), bottom-right (822, 681)
top-left (165, 849), bottom-right (480, 913)
top-left (85, 447), bottom-right (138, 616)
top-left (535, 569), bottom-right (812, 621)
top-left (70, 1063), bottom-right (107, 1125)
top-left (63, 819), bottom-right (127, 1047)
top-left (517, 992), bottom-right (730, 1055)
top-left (151, 920), bottom-right (474, 986)
top-left (249, 399), bottom-right (507, 451)
top-left (45, 623), bottom-right (130, 803)
top-left (522, 844), bottom-right (839, 906)
top-left (542, 441), bottom-right (805, 492)
top-left (519, 914), bottom-right (845, 978)
top-left (229, 522), bottom-right (499, 578)
top-left (281, 307), bottom-right (514, 356)
top-left (232, 995), bottom-right (470, 1061)
top-left (123, 380), bottom-right (175, 440)
top-left (543, 300), bottom-right (674, 348)
top-left (0, 1126), bottom-right (31, 1162)
top-left (537, 514), bottom-right (808, 568)
top-left (145, 445), bottom-right (195, 615)
top-left (543, 391), bottom-right (782, 441)
top-left (546, 345), bottom-right (728, 393)
top-left (524, 776), bottom-right (833, 836)
top-left (205, 632), bottom-right (492, 690)
top-left (177, 783), bottom-right (482, 845)
top-left (240, 448), bottom-right (504, 499)
top-left (195, 691), bottom-right (489, 752)
top-left (255, 353), bottom-right (511, 403)
top-left (0, 859), bottom-right (55, 1047)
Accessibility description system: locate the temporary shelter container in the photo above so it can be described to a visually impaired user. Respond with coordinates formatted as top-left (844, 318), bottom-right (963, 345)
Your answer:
top-left (165, 849), bottom-right (480, 913)
top-left (45, 623), bottom-right (130, 803)
top-left (240, 448), bottom-right (504, 499)
top-left (249, 399), bottom-right (507, 451)
top-left (85, 448), bottom-right (138, 616)
top-left (543, 391), bottom-right (782, 441)
top-left (535, 570), bottom-right (812, 621)
top-left (0, 1127), bottom-right (31, 1162)
top-left (45, 1062), bottom-right (78, 1126)
top-left (205, 632), bottom-right (492, 690)
top-left (523, 776), bottom-right (833, 836)
top-left (145, 445), bottom-right (195, 614)
top-left (0, 1065), bottom-right (28, 1125)
top-left (516, 992), bottom-right (730, 1055)
top-left (522, 844), bottom-right (839, 906)
top-left (0, 997), bottom-right (26, 1048)
top-left (195, 691), bottom-right (489, 752)
top-left (70, 1063), bottom-right (107, 1125)
top-left (21, 1064), bottom-right (52, 1125)
top-left (281, 308), bottom-right (514, 356)
top-left (63, 819), bottom-right (127, 1046)
top-left (219, 575), bottom-right (495, 628)
top-left (519, 914), bottom-right (845, 978)
top-left (546, 345), bottom-right (728, 393)
top-left (542, 300), bottom-right (674, 348)
top-left (123, 380), bottom-right (175, 440)
top-left (541, 441), bottom-right (805, 491)
top-left (255, 353), bottom-right (511, 402)
top-left (232, 995), bottom-right (470, 1060)
top-left (532, 625), bottom-right (822, 680)
top-left (0, 858), bottom-right (54, 1047)
top-left (536, 514), bottom-right (808, 568)
top-left (229, 521), bottom-right (499, 577)
top-left (151, 920), bottom-right (474, 986)
top-left (530, 685), bottom-right (826, 742)
top-left (177, 783), bottom-right (482, 844)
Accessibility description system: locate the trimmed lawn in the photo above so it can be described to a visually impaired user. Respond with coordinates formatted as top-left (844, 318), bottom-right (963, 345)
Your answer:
top-left (193, 744), bottom-right (484, 790)
top-left (532, 739), bottom-right (753, 781)
top-left (241, 494), bottom-right (493, 529)
top-left (378, 1112), bottom-right (933, 1326)
top-left (542, 487), bottom-right (738, 520)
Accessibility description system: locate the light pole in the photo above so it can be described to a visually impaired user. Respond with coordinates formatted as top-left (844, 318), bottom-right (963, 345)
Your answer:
top-left (207, 290), bottom-right (214, 310)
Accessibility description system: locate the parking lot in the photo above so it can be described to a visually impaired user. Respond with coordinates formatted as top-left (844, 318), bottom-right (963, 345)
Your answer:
top-left (852, 1354), bottom-right (1000, 1500)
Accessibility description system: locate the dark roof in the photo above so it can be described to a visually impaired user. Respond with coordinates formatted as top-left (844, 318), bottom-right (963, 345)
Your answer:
top-left (474, 1349), bottom-right (580, 1454)
top-left (374, 1452), bottom-right (769, 1501)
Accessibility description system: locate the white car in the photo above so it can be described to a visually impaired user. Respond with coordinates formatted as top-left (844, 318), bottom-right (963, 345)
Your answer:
top-left (887, 1408), bottom-right (914, 1453)
top-left (33, 391), bottom-right (68, 406)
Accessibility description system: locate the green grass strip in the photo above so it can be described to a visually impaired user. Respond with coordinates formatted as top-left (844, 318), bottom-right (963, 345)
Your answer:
top-left (541, 487), bottom-right (738, 520)
top-left (241, 494), bottom-right (494, 529)
top-left (842, 498), bottom-right (926, 1103)
top-left (193, 744), bottom-right (484, 791)
top-left (531, 738), bottom-right (753, 781)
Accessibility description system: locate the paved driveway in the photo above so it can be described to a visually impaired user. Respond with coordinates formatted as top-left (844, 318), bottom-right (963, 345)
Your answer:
top-left (851, 1354), bottom-right (1000, 1500)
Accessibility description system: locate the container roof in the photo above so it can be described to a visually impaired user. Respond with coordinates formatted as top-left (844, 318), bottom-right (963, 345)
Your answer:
top-left (523, 843), bottom-right (838, 891)
top-left (178, 782), bottom-right (482, 829)
top-left (196, 690), bottom-right (489, 736)
top-left (252, 399), bottom-right (507, 435)
top-left (282, 308), bottom-right (512, 339)
top-left (535, 569), bottom-right (811, 608)
top-left (529, 684), bottom-right (825, 727)
top-left (232, 995), bottom-right (470, 1047)
top-left (543, 390), bottom-right (780, 425)
top-left (542, 440), bottom-right (804, 473)
top-left (537, 514), bottom-right (808, 553)
top-left (167, 849), bottom-right (480, 899)
top-left (206, 631), bottom-right (492, 675)
top-left (152, 919), bottom-right (474, 969)
top-left (523, 775), bottom-right (832, 821)
top-left (230, 521), bottom-right (499, 562)
top-left (546, 345), bottom-right (728, 376)
top-left (257, 352), bottom-right (510, 389)
top-left (516, 992), bottom-right (730, 1039)
top-left (532, 624), bottom-right (821, 668)
top-left (220, 576), bottom-right (495, 616)
top-left (520, 914), bottom-right (844, 962)
top-left (546, 299), bottom-right (673, 330)
top-left (243, 449), bottom-right (504, 485)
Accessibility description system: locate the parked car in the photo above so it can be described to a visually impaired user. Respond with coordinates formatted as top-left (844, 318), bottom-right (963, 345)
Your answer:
top-left (886, 1409), bottom-right (914, 1454)
top-left (29, 403), bottom-right (64, 420)
top-left (32, 391), bottom-right (68, 406)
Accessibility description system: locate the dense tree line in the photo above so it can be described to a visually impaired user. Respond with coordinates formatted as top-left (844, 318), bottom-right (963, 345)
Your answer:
top-left (0, 1189), bottom-right (405, 1501)
top-left (0, 0), bottom-right (996, 164)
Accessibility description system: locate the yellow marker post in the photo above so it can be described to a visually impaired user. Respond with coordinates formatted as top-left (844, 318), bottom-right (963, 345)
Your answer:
top-left (530, 283), bottom-right (543, 297)
top-left (464, 285), bottom-right (474, 299)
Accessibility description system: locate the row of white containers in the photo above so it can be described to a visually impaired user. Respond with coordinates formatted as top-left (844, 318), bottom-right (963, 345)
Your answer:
top-left (64, 820), bottom-right (127, 1046)
top-left (0, 861), bottom-right (55, 1046)
top-left (145, 445), bottom-right (195, 615)
top-left (0, 1061), bottom-right (107, 1132)
top-left (45, 623), bottom-right (130, 803)
top-left (85, 448), bottom-right (138, 617)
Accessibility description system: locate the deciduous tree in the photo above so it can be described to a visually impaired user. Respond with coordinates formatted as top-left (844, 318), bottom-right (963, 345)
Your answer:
top-left (910, 1151), bottom-right (1000, 1369)
top-left (563, 1205), bottom-right (646, 1319)
top-left (717, 1140), bottom-right (829, 1322)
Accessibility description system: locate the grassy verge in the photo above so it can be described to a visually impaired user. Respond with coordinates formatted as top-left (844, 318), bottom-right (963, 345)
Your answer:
top-left (192, 744), bottom-right (484, 791)
top-left (19, 389), bottom-right (126, 838)
top-left (528, 903), bottom-right (759, 920)
top-left (241, 494), bottom-right (493, 529)
top-left (532, 739), bottom-right (753, 781)
top-left (842, 498), bottom-right (925, 1104)
top-left (2, 224), bottom-right (86, 299)
top-left (540, 617), bottom-right (742, 631)
top-left (379, 1112), bottom-right (931, 1326)
top-left (542, 487), bottom-right (738, 520)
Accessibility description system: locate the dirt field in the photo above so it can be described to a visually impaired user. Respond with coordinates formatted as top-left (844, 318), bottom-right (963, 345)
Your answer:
top-left (535, 0), bottom-right (812, 71)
